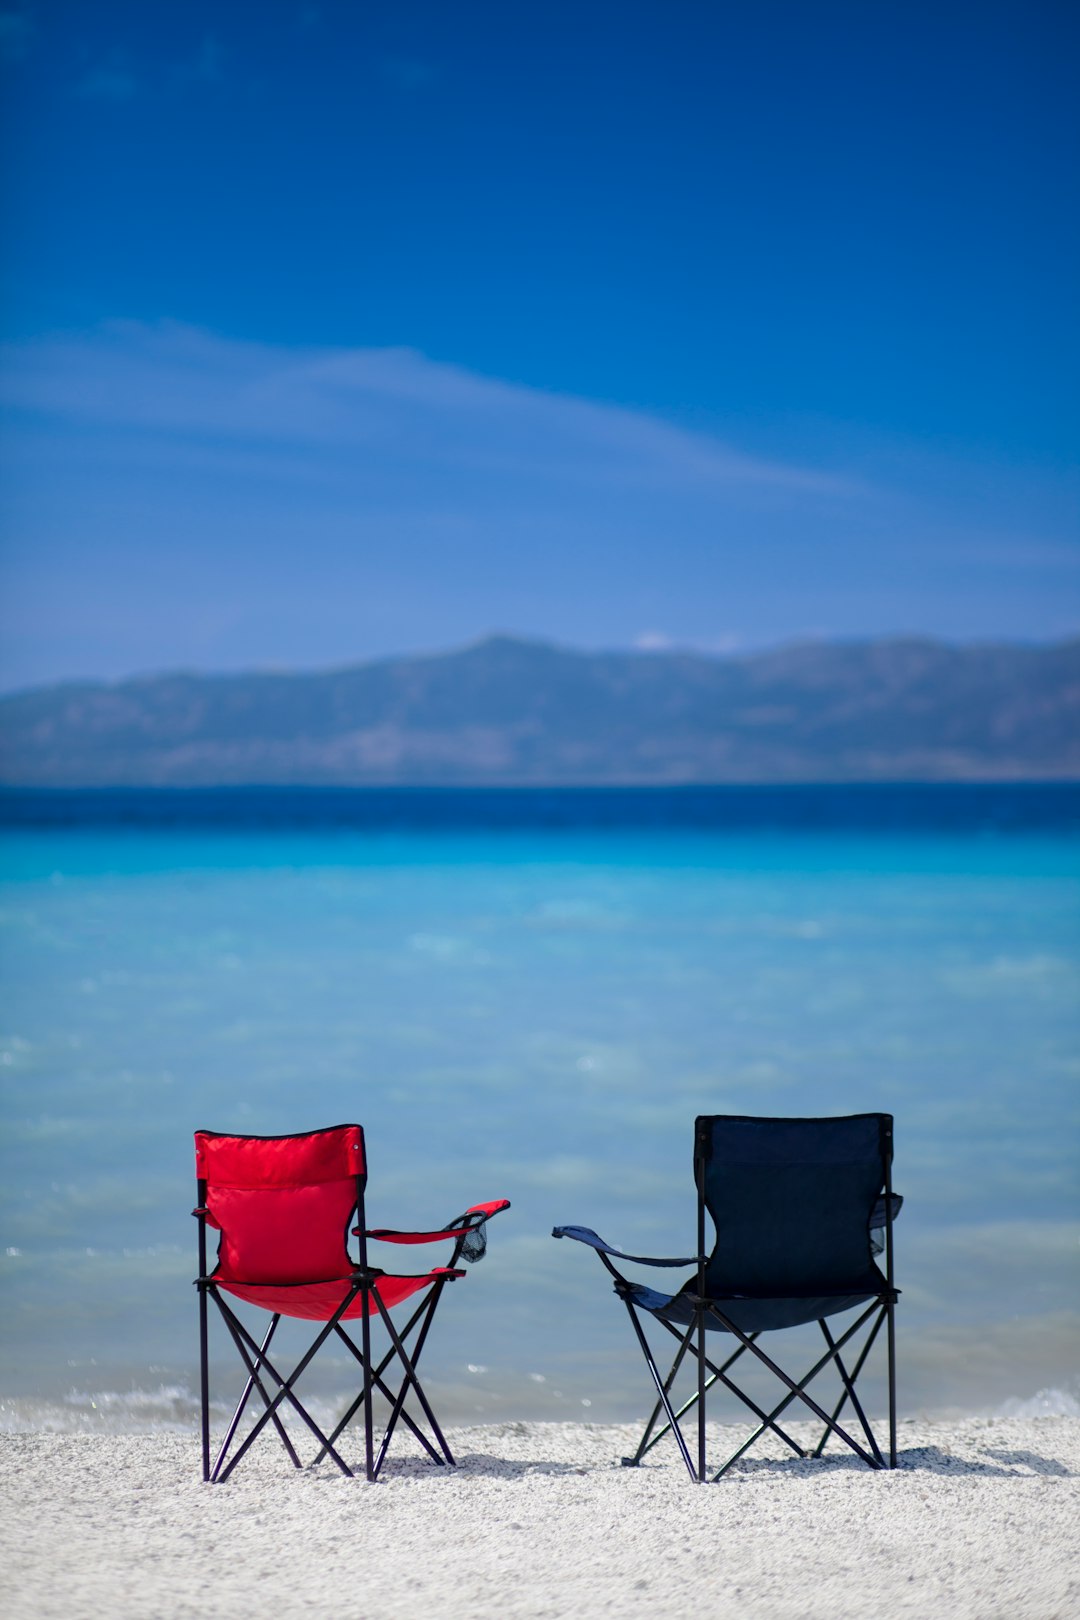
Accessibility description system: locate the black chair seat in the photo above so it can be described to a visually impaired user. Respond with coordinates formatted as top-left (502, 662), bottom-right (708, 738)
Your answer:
top-left (625, 1280), bottom-right (879, 1335)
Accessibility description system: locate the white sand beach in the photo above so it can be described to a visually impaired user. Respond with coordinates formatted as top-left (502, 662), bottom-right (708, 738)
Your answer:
top-left (2, 1417), bottom-right (1077, 1620)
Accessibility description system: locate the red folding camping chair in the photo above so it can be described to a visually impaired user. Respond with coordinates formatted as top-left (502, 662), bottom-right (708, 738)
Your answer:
top-left (193, 1123), bottom-right (509, 1482)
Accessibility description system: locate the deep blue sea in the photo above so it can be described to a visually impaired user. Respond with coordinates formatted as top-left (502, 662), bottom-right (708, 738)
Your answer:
top-left (1, 787), bottom-right (1077, 1433)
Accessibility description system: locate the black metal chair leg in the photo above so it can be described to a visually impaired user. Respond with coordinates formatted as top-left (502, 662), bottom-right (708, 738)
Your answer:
top-left (198, 1281), bottom-right (211, 1483)
top-left (650, 1322), bottom-right (803, 1460)
top-left (360, 1283), bottom-right (375, 1482)
top-left (312, 1290), bottom-right (436, 1466)
top-left (820, 1317), bottom-right (884, 1467)
top-left (215, 1292), bottom-right (361, 1482)
top-left (212, 1312), bottom-right (298, 1480)
top-left (215, 1303), bottom-right (349, 1478)
top-left (329, 1316), bottom-right (447, 1469)
top-left (709, 1303), bottom-right (880, 1467)
top-left (708, 1301), bottom-right (881, 1479)
top-left (625, 1317), bottom-right (697, 1466)
top-left (330, 1322), bottom-right (446, 1468)
top-left (371, 1280), bottom-right (449, 1477)
top-left (705, 1368), bottom-right (807, 1460)
top-left (887, 1298), bottom-right (897, 1467)
top-left (697, 1302), bottom-right (706, 1483)
top-left (812, 1307), bottom-right (885, 1457)
top-left (621, 1297), bottom-right (697, 1481)
top-left (371, 1287), bottom-right (455, 1469)
top-left (884, 1132), bottom-right (898, 1469)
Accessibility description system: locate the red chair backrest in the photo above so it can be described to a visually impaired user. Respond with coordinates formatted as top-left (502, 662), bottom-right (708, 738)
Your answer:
top-left (195, 1125), bottom-right (366, 1285)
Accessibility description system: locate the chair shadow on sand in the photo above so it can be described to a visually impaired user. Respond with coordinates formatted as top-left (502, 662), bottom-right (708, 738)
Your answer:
top-left (361, 1451), bottom-right (599, 1480)
top-left (900, 1443), bottom-right (1071, 1477)
top-left (644, 1443), bottom-right (1073, 1479)
top-left (391, 1443), bottom-right (1073, 1481)
top-left (974, 1446), bottom-right (1071, 1477)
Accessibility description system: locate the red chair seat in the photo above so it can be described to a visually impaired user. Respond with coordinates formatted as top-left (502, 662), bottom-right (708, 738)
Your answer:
top-left (217, 1268), bottom-right (464, 1322)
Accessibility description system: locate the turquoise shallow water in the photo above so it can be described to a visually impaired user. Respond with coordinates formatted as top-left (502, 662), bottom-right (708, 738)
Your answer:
top-left (1, 798), bottom-right (1078, 1430)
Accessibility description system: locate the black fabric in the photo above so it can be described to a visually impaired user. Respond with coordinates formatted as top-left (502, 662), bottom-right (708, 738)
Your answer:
top-left (624, 1280), bottom-right (876, 1334)
top-left (697, 1113), bottom-right (891, 1301)
top-left (869, 1192), bottom-right (903, 1256)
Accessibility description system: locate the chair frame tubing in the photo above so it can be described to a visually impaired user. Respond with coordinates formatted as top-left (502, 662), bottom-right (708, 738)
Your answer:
top-left (884, 1120), bottom-right (898, 1468)
top-left (310, 1283), bottom-right (450, 1472)
top-left (196, 1169), bottom-right (460, 1483)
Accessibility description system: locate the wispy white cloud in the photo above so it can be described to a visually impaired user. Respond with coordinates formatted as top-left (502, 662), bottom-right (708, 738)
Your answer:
top-left (0, 319), bottom-right (851, 499)
top-left (1, 320), bottom-right (1076, 687)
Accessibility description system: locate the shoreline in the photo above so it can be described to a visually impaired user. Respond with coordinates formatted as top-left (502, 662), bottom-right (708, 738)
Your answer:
top-left (2, 1380), bottom-right (1077, 1437)
top-left (2, 1416), bottom-right (1077, 1619)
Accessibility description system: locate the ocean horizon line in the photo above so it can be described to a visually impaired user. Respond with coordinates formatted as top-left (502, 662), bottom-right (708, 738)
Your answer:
top-left (2, 781), bottom-right (1078, 833)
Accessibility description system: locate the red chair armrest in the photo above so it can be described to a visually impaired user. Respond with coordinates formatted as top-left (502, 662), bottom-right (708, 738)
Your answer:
top-left (359, 1227), bottom-right (471, 1245)
top-left (356, 1199), bottom-right (510, 1245)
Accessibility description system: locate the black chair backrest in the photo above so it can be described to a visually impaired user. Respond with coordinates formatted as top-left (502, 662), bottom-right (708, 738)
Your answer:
top-left (696, 1113), bottom-right (891, 1299)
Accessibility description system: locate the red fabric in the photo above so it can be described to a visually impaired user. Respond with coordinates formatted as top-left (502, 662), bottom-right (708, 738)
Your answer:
top-left (211, 1182), bottom-right (357, 1284)
top-left (194, 1125), bottom-right (366, 1286)
top-left (195, 1124), bottom-right (366, 1183)
top-left (464, 1200), bottom-right (511, 1218)
top-left (366, 1228), bottom-right (471, 1245)
top-left (216, 1268), bottom-right (464, 1321)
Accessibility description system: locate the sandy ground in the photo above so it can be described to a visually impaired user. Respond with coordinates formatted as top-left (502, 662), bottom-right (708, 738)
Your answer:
top-left (1, 1417), bottom-right (1077, 1619)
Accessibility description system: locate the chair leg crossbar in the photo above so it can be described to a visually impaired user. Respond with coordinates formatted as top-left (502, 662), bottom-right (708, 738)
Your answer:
top-left (316, 1284), bottom-right (456, 1479)
top-left (201, 1279), bottom-right (454, 1484)
top-left (618, 1294), bottom-right (896, 1482)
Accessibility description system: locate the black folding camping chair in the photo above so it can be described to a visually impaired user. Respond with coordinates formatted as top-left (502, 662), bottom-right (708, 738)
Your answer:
top-left (193, 1123), bottom-right (509, 1483)
top-left (554, 1112), bottom-right (900, 1481)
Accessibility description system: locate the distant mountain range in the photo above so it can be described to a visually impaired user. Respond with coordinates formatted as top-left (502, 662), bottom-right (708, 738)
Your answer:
top-left (1, 636), bottom-right (1078, 786)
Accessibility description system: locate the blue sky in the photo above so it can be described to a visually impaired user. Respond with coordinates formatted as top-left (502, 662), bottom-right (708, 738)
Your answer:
top-left (1, 0), bottom-right (1077, 688)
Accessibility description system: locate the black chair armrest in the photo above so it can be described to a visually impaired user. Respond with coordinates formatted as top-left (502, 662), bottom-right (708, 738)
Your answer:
top-left (552, 1225), bottom-right (701, 1267)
